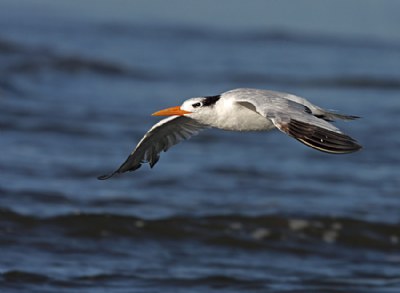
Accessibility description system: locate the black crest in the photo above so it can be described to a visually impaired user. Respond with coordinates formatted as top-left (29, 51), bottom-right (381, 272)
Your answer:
top-left (202, 95), bottom-right (220, 106)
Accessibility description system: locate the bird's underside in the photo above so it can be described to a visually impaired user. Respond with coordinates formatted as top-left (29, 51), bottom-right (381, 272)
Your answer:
top-left (98, 88), bottom-right (361, 180)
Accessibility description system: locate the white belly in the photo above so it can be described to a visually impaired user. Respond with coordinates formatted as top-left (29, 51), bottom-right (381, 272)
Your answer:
top-left (209, 103), bottom-right (274, 131)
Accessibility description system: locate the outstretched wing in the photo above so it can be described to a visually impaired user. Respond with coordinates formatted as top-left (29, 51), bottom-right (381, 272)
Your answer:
top-left (233, 89), bottom-right (362, 154)
top-left (98, 116), bottom-right (207, 180)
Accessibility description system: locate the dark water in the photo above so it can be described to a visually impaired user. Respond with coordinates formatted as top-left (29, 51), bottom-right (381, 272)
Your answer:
top-left (1, 14), bottom-right (400, 293)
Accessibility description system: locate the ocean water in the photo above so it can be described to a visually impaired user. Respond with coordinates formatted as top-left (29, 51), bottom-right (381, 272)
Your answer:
top-left (1, 9), bottom-right (400, 293)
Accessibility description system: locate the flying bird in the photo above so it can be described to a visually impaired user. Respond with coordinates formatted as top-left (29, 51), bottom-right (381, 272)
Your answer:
top-left (98, 88), bottom-right (361, 180)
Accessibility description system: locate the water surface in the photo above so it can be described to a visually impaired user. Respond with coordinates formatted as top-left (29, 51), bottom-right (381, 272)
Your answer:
top-left (0, 8), bottom-right (400, 293)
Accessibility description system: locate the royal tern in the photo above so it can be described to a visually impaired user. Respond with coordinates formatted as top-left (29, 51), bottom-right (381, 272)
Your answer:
top-left (98, 88), bottom-right (361, 180)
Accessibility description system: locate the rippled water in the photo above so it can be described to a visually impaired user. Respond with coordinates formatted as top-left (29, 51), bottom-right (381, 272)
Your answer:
top-left (1, 10), bottom-right (400, 293)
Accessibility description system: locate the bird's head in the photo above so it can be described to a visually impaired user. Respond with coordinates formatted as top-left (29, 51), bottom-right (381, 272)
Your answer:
top-left (152, 95), bottom-right (220, 118)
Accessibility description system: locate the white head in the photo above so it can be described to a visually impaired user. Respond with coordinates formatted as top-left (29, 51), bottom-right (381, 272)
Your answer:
top-left (152, 95), bottom-right (221, 121)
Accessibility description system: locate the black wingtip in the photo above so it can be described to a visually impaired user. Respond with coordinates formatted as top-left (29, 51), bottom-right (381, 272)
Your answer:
top-left (97, 171), bottom-right (118, 180)
top-left (296, 137), bottom-right (362, 154)
top-left (286, 119), bottom-right (363, 154)
top-left (97, 163), bottom-right (142, 180)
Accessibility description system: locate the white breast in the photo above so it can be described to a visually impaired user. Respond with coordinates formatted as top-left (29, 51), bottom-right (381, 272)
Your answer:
top-left (203, 98), bottom-right (274, 131)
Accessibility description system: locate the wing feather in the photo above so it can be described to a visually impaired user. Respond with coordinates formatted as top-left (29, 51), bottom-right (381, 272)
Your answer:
top-left (98, 116), bottom-right (207, 180)
top-left (231, 88), bottom-right (361, 154)
top-left (276, 119), bottom-right (362, 154)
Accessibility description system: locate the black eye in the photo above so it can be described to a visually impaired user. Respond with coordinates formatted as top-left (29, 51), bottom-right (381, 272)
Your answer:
top-left (192, 102), bottom-right (202, 108)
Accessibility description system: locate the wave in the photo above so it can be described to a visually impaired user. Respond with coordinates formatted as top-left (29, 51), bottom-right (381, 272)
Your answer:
top-left (99, 23), bottom-right (400, 50)
top-left (1, 208), bottom-right (398, 252)
top-left (0, 269), bottom-right (265, 291)
top-left (222, 74), bottom-right (400, 89)
top-left (0, 38), bottom-right (27, 55)
top-left (1, 36), bottom-right (399, 90)
top-left (3, 54), bottom-right (158, 81)
top-left (0, 37), bottom-right (159, 83)
top-left (1, 270), bottom-right (50, 284)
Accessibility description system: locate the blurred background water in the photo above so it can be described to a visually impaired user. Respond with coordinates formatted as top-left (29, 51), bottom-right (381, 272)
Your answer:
top-left (0, 1), bottom-right (400, 292)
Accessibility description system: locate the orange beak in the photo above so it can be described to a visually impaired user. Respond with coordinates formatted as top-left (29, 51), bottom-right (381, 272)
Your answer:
top-left (152, 106), bottom-right (192, 116)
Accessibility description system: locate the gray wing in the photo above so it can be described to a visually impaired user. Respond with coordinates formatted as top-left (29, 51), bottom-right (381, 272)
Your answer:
top-left (228, 88), bottom-right (359, 121)
top-left (98, 116), bottom-right (207, 179)
top-left (231, 88), bottom-right (362, 154)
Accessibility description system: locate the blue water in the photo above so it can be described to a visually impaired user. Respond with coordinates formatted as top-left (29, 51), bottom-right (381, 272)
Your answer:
top-left (1, 6), bottom-right (400, 293)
